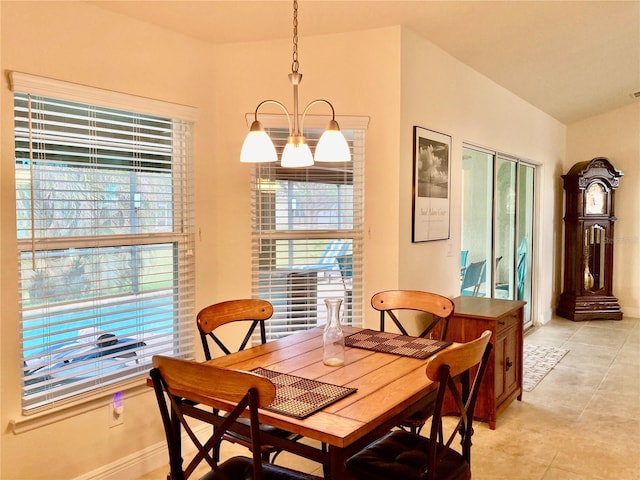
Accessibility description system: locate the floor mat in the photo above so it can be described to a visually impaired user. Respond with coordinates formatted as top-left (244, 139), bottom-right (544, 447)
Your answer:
top-left (523, 343), bottom-right (569, 392)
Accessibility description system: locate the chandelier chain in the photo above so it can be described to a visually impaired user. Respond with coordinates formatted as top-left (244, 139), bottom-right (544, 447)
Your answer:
top-left (241, 0), bottom-right (351, 166)
top-left (291, 0), bottom-right (299, 73)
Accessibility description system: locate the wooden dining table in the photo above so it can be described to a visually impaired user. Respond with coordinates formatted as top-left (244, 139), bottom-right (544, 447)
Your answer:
top-left (203, 325), bottom-right (452, 479)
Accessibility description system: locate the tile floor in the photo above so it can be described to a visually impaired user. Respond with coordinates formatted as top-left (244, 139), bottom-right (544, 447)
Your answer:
top-left (140, 315), bottom-right (640, 480)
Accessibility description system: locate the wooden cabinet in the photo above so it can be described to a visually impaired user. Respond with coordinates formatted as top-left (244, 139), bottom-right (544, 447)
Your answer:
top-left (443, 296), bottom-right (525, 429)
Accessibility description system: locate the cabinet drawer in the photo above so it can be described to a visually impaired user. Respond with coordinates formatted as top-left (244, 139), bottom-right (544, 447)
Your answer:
top-left (496, 312), bottom-right (519, 335)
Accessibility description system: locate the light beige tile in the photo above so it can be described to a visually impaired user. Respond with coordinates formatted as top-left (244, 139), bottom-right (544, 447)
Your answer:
top-left (492, 400), bottom-right (583, 433)
top-left (558, 342), bottom-right (617, 370)
top-left (586, 318), bottom-right (638, 331)
top-left (542, 466), bottom-right (609, 480)
top-left (613, 343), bottom-right (640, 366)
top-left (473, 422), bottom-right (564, 467)
top-left (568, 324), bottom-right (629, 349)
top-left (586, 390), bottom-right (640, 418)
top-left (524, 320), bottom-right (580, 346)
top-left (575, 409), bottom-right (640, 445)
top-left (550, 434), bottom-right (640, 479)
top-left (470, 446), bottom-right (548, 480)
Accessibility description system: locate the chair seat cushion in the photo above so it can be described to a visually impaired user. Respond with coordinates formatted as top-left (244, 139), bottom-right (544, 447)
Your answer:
top-left (399, 381), bottom-right (462, 429)
top-left (399, 394), bottom-right (437, 429)
top-left (346, 430), bottom-right (470, 480)
top-left (202, 456), bottom-right (319, 480)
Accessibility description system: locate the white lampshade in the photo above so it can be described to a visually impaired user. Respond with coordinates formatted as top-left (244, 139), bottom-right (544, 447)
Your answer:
top-left (240, 121), bottom-right (278, 163)
top-left (281, 138), bottom-right (313, 167)
top-left (314, 120), bottom-right (351, 162)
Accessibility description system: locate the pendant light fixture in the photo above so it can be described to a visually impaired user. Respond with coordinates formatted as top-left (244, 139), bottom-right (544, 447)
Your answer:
top-left (240, 0), bottom-right (351, 168)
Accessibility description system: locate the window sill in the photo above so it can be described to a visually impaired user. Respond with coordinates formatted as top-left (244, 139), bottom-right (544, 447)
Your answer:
top-left (10, 377), bottom-right (149, 435)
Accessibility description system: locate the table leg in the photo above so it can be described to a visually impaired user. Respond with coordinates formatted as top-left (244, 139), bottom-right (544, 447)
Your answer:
top-left (327, 445), bottom-right (356, 480)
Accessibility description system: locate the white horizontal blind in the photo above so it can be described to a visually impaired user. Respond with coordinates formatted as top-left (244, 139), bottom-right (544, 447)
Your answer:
top-left (251, 124), bottom-right (365, 341)
top-left (13, 81), bottom-right (196, 413)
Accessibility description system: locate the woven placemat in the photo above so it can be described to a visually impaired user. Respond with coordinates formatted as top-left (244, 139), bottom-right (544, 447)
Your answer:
top-left (252, 367), bottom-right (357, 419)
top-left (345, 329), bottom-right (451, 359)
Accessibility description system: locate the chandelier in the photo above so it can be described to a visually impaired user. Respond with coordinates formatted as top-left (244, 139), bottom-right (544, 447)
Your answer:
top-left (240, 0), bottom-right (351, 168)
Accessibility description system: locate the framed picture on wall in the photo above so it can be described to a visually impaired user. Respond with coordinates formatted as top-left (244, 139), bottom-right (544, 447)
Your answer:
top-left (412, 126), bottom-right (451, 242)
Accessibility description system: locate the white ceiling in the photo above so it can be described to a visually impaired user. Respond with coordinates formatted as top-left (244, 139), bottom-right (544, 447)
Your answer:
top-left (90, 0), bottom-right (640, 124)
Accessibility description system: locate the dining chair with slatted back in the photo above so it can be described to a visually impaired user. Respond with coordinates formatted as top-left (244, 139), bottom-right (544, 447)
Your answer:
top-left (371, 289), bottom-right (454, 344)
top-left (196, 299), bottom-right (301, 464)
top-left (371, 290), bottom-right (455, 434)
top-left (346, 330), bottom-right (493, 480)
top-left (150, 356), bottom-right (321, 480)
top-left (197, 299), bottom-right (272, 359)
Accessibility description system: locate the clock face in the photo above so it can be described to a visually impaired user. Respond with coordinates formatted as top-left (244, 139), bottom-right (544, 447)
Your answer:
top-left (585, 183), bottom-right (606, 215)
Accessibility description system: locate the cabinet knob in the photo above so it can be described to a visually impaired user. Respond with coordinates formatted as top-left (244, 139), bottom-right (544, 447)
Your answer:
top-left (505, 357), bottom-right (513, 370)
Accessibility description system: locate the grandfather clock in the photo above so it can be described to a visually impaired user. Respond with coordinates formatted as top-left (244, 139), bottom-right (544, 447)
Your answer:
top-left (557, 157), bottom-right (623, 321)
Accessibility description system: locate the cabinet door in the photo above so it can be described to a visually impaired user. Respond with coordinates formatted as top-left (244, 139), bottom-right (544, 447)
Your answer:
top-left (496, 325), bottom-right (518, 404)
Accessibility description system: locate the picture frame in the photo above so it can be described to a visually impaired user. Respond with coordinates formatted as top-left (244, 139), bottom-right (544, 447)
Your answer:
top-left (412, 126), bottom-right (451, 242)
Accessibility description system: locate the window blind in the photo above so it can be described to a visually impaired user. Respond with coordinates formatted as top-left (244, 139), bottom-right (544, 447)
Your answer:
top-left (251, 122), bottom-right (366, 341)
top-left (13, 76), bottom-right (196, 413)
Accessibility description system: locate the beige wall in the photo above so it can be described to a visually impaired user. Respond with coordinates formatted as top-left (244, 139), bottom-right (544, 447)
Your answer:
top-left (0, 2), bottom-right (211, 479)
top-left (398, 28), bottom-right (566, 323)
top-left (0, 1), bottom-right (615, 479)
top-left (567, 103), bottom-right (640, 317)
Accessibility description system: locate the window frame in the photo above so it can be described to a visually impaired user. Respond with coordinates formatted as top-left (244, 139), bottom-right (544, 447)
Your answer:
top-left (11, 72), bottom-right (198, 415)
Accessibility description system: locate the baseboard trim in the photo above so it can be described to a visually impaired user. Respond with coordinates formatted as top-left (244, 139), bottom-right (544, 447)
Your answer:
top-left (73, 425), bottom-right (209, 480)
top-left (72, 442), bottom-right (167, 480)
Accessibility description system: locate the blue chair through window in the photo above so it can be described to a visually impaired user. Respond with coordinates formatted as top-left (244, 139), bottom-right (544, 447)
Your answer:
top-left (460, 260), bottom-right (486, 296)
top-left (299, 240), bottom-right (350, 272)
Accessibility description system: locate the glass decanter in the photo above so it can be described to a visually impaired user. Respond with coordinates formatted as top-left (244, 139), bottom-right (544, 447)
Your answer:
top-left (323, 297), bottom-right (345, 366)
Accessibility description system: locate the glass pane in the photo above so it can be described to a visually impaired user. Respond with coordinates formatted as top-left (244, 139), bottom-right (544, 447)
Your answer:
top-left (518, 164), bottom-right (534, 326)
top-left (461, 148), bottom-right (493, 297)
top-left (494, 157), bottom-right (517, 299)
top-left (252, 126), bottom-right (363, 342)
top-left (20, 244), bottom-right (180, 408)
top-left (585, 224), bottom-right (606, 292)
top-left (257, 238), bottom-right (354, 340)
top-left (15, 163), bottom-right (173, 239)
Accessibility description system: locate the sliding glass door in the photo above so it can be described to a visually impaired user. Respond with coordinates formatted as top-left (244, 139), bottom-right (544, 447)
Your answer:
top-left (460, 149), bottom-right (493, 298)
top-left (495, 156), bottom-right (517, 300)
top-left (461, 146), bottom-right (535, 328)
top-left (517, 164), bottom-right (534, 326)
